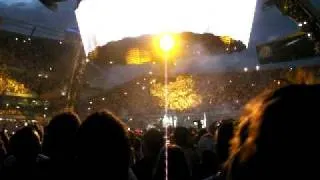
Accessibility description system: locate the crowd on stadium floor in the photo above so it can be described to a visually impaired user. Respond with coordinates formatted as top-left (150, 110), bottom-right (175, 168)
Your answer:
top-left (0, 84), bottom-right (319, 180)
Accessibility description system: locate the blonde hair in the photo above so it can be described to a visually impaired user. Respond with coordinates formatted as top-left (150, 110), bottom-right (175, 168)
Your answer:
top-left (227, 89), bottom-right (274, 164)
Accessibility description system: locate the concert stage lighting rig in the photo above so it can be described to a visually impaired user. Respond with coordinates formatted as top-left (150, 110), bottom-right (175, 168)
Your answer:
top-left (264, 0), bottom-right (320, 40)
top-left (258, 0), bottom-right (320, 64)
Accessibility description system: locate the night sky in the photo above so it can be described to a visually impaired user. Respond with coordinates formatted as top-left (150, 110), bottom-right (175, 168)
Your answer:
top-left (0, 0), bottom-right (319, 89)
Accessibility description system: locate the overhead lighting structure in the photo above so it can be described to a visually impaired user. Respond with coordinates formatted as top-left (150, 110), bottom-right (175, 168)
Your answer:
top-left (75, 0), bottom-right (258, 55)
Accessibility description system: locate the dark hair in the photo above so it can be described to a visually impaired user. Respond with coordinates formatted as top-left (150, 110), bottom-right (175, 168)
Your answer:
top-left (173, 127), bottom-right (190, 148)
top-left (42, 112), bottom-right (80, 159)
top-left (216, 119), bottom-right (234, 164)
top-left (9, 127), bottom-right (41, 160)
top-left (143, 128), bottom-right (164, 157)
top-left (153, 144), bottom-right (191, 180)
top-left (76, 110), bottom-right (130, 180)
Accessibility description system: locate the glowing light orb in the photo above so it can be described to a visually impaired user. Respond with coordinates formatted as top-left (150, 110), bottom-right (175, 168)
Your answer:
top-left (75, 0), bottom-right (258, 55)
top-left (160, 34), bottom-right (174, 52)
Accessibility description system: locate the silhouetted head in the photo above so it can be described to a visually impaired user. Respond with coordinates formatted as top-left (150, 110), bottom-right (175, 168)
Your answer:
top-left (43, 112), bottom-right (80, 159)
top-left (9, 127), bottom-right (41, 161)
top-left (153, 144), bottom-right (191, 180)
top-left (76, 110), bottom-right (130, 179)
top-left (216, 119), bottom-right (234, 164)
top-left (227, 85), bottom-right (320, 180)
top-left (198, 128), bottom-right (208, 140)
top-left (173, 127), bottom-right (191, 148)
top-left (207, 122), bottom-right (217, 136)
top-left (143, 128), bottom-right (164, 157)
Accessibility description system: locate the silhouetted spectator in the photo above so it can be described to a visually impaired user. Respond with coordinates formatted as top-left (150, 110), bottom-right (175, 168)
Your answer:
top-left (197, 128), bottom-right (208, 142)
top-left (193, 150), bottom-right (219, 180)
top-left (216, 119), bottom-right (234, 165)
top-left (173, 127), bottom-right (199, 172)
top-left (1, 127), bottom-right (49, 179)
top-left (129, 131), bottom-right (142, 165)
top-left (226, 85), bottom-right (320, 180)
top-left (198, 122), bottom-right (216, 154)
top-left (194, 122), bottom-right (219, 180)
top-left (174, 127), bottom-right (191, 148)
top-left (153, 145), bottom-right (191, 180)
top-left (75, 110), bottom-right (132, 180)
top-left (42, 112), bottom-right (80, 178)
top-left (202, 120), bottom-right (234, 180)
top-left (133, 137), bottom-right (142, 162)
top-left (133, 128), bottom-right (164, 180)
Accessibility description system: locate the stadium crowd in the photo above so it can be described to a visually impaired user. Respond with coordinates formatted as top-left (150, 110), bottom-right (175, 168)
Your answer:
top-left (0, 33), bottom-right (75, 96)
top-left (83, 66), bottom-right (320, 119)
top-left (0, 71), bottom-right (30, 95)
top-left (0, 27), bottom-right (320, 180)
top-left (0, 84), bottom-right (319, 180)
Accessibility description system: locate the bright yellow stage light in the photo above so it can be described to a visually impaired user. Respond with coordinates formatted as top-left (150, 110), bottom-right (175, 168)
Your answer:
top-left (76, 0), bottom-right (258, 55)
top-left (160, 34), bottom-right (174, 52)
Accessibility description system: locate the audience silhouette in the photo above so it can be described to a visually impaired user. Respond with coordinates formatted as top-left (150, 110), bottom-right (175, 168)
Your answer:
top-left (42, 112), bottom-right (80, 178)
top-left (133, 128), bottom-right (164, 180)
top-left (0, 84), bottom-right (319, 180)
top-left (153, 144), bottom-right (191, 180)
top-left (226, 85), bottom-right (320, 180)
top-left (75, 110), bottom-right (131, 180)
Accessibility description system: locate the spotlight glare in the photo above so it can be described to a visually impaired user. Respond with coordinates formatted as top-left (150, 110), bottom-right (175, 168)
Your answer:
top-left (256, 65), bottom-right (260, 71)
top-left (160, 34), bottom-right (174, 52)
top-left (61, 91), bottom-right (66, 96)
top-left (75, 0), bottom-right (257, 55)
